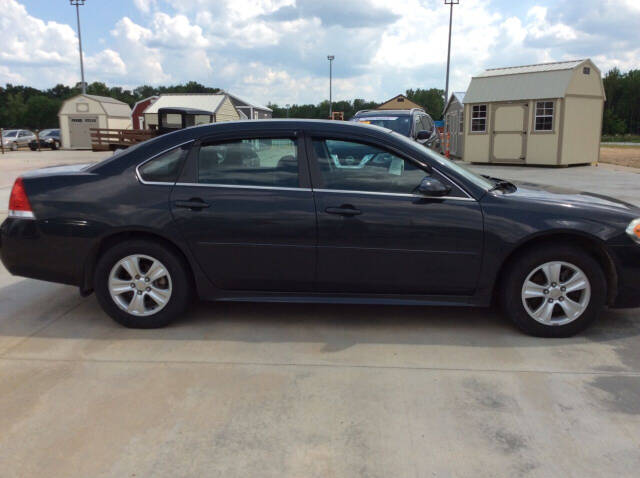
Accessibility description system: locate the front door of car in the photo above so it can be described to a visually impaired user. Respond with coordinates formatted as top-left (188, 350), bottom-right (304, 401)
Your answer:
top-left (170, 132), bottom-right (317, 292)
top-left (308, 137), bottom-right (483, 295)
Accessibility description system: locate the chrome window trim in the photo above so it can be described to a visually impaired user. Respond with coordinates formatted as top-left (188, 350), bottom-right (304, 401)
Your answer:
top-left (313, 188), bottom-right (475, 201)
top-left (135, 139), bottom-right (195, 186)
top-left (175, 182), bottom-right (312, 192)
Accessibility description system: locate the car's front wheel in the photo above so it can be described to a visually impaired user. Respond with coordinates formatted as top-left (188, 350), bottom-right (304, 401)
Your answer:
top-left (501, 245), bottom-right (606, 337)
top-left (94, 240), bottom-right (192, 328)
top-left (10, 142), bottom-right (17, 151)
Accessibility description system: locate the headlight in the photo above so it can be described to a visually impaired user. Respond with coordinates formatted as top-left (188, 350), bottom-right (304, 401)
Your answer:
top-left (626, 218), bottom-right (640, 244)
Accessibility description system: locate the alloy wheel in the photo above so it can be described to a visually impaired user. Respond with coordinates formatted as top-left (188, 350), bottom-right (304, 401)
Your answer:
top-left (521, 261), bottom-right (591, 326)
top-left (108, 254), bottom-right (173, 316)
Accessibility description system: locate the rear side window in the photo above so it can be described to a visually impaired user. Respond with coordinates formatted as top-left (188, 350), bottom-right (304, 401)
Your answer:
top-left (138, 144), bottom-right (189, 183)
top-left (197, 138), bottom-right (299, 188)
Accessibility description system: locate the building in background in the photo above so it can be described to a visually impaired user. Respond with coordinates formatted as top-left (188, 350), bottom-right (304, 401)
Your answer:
top-left (226, 93), bottom-right (273, 119)
top-left (131, 96), bottom-right (158, 130)
top-left (443, 91), bottom-right (465, 158)
top-left (463, 59), bottom-right (605, 166)
top-left (142, 94), bottom-right (240, 129)
top-left (376, 94), bottom-right (423, 111)
top-left (58, 94), bottom-right (131, 149)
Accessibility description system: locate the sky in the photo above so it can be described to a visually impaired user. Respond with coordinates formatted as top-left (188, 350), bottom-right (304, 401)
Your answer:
top-left (1, 0), bottom-right (639, 106)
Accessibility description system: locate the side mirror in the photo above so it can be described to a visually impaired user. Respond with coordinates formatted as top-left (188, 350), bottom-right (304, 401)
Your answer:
top-left (416, 130), bottom-right (432, 140)
top-left (417, 176), bottom-right (451, 197)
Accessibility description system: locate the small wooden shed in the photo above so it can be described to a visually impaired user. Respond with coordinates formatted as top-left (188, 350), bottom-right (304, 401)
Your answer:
top-left (377, 94), bottom-right (423, 111)
top-left (58, 94), bottom-right (132, 149)
top-left (131, 96), bottom-right (158, 130)
top-left (443, 91), bottom-right (465, 158)
top-left (462, 59), bottom-right (605, 166)
top-left (143, 94), bottom-right (240, 130)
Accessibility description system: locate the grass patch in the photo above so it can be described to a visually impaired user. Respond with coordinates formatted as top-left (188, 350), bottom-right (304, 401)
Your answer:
top-left (601, 135), bottom-right (640, 143)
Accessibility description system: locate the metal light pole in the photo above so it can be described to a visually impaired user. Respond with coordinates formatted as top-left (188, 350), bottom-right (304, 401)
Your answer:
top-left (327, 55), bottom-right (335, 119)
top-left (444, 0), bottom-right (459, 108)
top-left (285, 104), bottom-right (291, 118)
top-left (70, 0), bottom-right (87, 94)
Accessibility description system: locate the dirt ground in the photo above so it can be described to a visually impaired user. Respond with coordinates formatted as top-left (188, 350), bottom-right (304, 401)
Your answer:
top-left (600, 145), bottom-right (640, 168)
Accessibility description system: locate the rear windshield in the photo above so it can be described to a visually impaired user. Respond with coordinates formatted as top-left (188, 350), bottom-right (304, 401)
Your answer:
top-left (353, 116), bottom-right (411, 136)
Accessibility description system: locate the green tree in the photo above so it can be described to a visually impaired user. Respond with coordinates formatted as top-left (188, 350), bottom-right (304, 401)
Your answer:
top-left (405, 88), bottom-right (445, 119)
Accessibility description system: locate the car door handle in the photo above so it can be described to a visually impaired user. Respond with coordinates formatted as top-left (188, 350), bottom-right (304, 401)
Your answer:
top-left (325, 206), bottom-right (362, 216)
top-left (174, 199), bottom-right (210, 210)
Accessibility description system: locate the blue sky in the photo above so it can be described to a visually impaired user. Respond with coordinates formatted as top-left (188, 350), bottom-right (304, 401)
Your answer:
top-left (2, 0), bottom-right (639, 106)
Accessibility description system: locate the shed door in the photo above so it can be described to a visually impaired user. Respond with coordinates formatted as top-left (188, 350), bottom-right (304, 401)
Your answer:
top-left (448, 112), bottom-right (458, 155)
top-left (68, 116), bottom-right (98, 149)
top-left (491, 104), bottom-right (527, 163)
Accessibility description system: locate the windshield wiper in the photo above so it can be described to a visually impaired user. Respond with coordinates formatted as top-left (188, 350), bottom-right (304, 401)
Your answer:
top-left (482, 175), bottom-right (516, 192)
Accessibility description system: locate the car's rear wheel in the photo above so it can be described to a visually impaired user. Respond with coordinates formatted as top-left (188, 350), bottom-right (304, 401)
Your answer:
top-left (94, 240), bottom-right (192, 328)
top-left (500, 245), bottom-right (606, 337)
top-left (29, 145), bottom-right (37, 151)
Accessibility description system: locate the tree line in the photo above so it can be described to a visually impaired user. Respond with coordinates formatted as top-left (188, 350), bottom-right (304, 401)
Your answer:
top-left (1, 68), bottom-right (638, 135)
top-left (602, 68), bottom-right (640, 135)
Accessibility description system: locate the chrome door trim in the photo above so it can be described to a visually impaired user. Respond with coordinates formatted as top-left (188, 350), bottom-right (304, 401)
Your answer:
top-left (174, 182), bottom-right (313, 192)
top-left (313, 188), bottom-right (476, 201)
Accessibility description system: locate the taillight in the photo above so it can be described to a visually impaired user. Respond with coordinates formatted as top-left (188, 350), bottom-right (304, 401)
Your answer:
top-left (8, 177), bottom-right (35, 219)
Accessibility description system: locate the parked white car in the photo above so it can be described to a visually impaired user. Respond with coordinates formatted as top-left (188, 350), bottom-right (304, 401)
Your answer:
top-left (2, 129), bottom-right (36, 151)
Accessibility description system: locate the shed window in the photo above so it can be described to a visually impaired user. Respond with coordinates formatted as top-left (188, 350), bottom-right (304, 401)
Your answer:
top-left (471, 105), bottom-right (487, 132)
top-left (535, 101), bottom-right (554, 131)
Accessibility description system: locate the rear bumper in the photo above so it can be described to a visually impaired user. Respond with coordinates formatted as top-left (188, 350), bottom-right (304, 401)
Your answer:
top-left (609, 244), bottom-right (640, 308)
top-left (0, 218), bottom-right (83, 286)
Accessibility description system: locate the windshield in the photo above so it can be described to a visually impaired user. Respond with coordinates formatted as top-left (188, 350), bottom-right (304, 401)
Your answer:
top-left (3, 131), bottom-right (17, 137)
top-left (353, 115), bottom-right (411, 136)
top-left (389, 131), bottom-right (494, 191)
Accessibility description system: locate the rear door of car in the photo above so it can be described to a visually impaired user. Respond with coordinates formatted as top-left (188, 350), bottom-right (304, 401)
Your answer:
top-left (170, 128), bottom-right (317, 292)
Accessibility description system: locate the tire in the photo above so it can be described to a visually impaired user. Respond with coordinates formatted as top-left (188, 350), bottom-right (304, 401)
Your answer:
top-left (29, 145), bottom-right (37, 151)
top-left (52, 141), bottom-right (59, 150)
top-left (10, 142), bottom-right (17, 151)
top-left (94, 239), bottom-right (192, 328)
top-left (500, 244), bottom-right (606, 337)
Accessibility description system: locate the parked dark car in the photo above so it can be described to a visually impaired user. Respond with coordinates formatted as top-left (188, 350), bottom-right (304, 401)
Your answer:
top-left (351, 109), bottom-right (440, 150)
top-left (2, 120), bottom-right (640, 336)
top-left (29, 129), bottom-right (61, 150)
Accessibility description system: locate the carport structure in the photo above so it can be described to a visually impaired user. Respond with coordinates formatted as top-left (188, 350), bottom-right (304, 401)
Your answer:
top-left (463, 59), bottom-right (605, 166)
top-left (58, 94), bottom-right (132, 149)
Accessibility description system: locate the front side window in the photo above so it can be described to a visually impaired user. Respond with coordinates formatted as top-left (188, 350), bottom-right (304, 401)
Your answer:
top-left (312, 139), bottom-right (429, 194)
top-left (535, 101), bottom-right (554, 131)
top-left (138, 144), bottom-right (189, 183)
top-left (471, 105), bottom-right (487, 132)
top-left (197, 138), bottom-right (298, 188)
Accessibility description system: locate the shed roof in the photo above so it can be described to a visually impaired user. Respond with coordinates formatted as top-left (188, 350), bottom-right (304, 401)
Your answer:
top-left (443, 91), bottom-right (465, 114)
top-left (144, 94), bottom-right (227, 115)
top-left (464, 59), bottom-right (590, 103)
top-left (60, 94), bottom-right (132, 117)
top-left (226, 92), bottom-right (272, 112)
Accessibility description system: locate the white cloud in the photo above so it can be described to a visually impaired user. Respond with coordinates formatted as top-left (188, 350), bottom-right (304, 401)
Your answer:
top-left (133, 0), bottom-right (157, 14)
top-left (0, 0), bottom-right (639, 106)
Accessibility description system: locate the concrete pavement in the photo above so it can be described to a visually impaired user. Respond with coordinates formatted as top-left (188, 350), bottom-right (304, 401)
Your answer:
top-left (1, 150), bottom-right (640, 476)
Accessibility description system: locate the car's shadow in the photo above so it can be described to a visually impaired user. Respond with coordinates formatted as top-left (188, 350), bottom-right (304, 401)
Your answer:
top-left (1, 278), bottom-right (639, 358)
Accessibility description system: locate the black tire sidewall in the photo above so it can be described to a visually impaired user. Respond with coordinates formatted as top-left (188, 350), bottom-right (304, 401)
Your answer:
top-left (94, 240), bottom-right (192, 328)
top-left (501, 245), bottom-right (606, 337)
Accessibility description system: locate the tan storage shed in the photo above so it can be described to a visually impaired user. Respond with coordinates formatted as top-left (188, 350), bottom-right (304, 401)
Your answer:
top-left (443, 91), bottom-right (465, 158)
top-left (376, 94), bottom-right (423, 111)
top-left (143, 94), bottom-right (240, 129)
top-left (58, 94), bottom-right (132, 149)
top-left (462, 59), bottom-right (605, 166)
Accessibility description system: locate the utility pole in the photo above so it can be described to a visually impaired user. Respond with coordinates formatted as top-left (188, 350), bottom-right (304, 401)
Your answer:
top-left (444, 0), bottom-right (459, 108)
top-left (70, 0), bottom-right (87, 94)
top-left (327, 55), bottom-right (335, 118)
